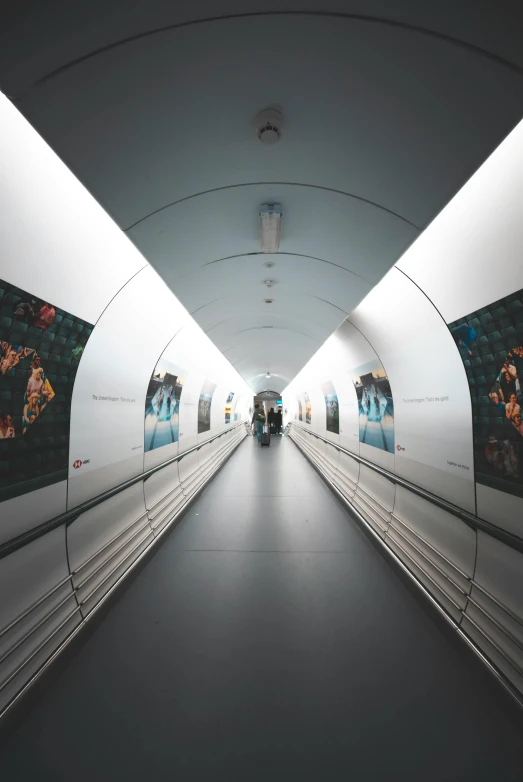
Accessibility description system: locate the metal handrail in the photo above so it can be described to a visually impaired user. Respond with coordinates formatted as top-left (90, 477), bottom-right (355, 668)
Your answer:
top-left (0, 574), bottom-right (73, 641)
top-left (388, 523), bottom-right (469, 598)
top-left (289, 425), bottom-right (523, 708)
top-left (289, 422), bottom-right (523, 554)
top-left (0, 423), bottom-right (248, 700)
top-left (70, 511), bottom-right (150, 576)
top-left (390, 513), bottom-right (472, 581)
top-left (292, 421), bottom-right (523, 630)
top-left (0, 422), bottom-right (246, 561)
top-left (467, 595), bottom-right (523, 655)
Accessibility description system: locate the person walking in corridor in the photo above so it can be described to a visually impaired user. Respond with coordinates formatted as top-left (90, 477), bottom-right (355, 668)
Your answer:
top-left (252, 403), bottom-right (265, 443)
top-left (275, 407), bottom-right (283, 434)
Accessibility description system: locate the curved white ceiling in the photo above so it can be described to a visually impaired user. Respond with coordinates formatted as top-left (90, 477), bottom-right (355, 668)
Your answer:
top-left (2, 3), bottom-right (523, 392)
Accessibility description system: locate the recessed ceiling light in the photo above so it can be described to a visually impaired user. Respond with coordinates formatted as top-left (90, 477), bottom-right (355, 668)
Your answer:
top-left (264, 298), bottom-right (274, 304)
top-left (264, 279), bottom-right (276, 287)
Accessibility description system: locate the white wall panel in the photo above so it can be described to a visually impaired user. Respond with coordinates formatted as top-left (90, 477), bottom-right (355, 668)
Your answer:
top-left (67, 482), bottom-right (153, 617)
top-left (0, 482), bottom-right (66, 547)
top-left (471, 531), bottom-right (523, 635)
top-left (352, 464), bottom-right (395, 538)
top-left (463, 531), bottom-right (523, 693)
top-left (0, 94), bottom-right (145, 324)
top-left (475, 485), bottom-right (523, 539)
top-left (144, 322), bottom-right (211, 470)
top-left (68, 263), bottom-right (252, 507)
top-left (350, 268), bottom-right (475, 511)
top-left (397, 120), bottom-right (523, 324)
top-left (67, 266), bottom-right (189, 507)
top-left (0, 527), bottom-right (79, 712)
top-left (0, 94), bottom-right (147, 533)
top-left (334, 450), bottom-right (360, 500)
top-left (388, 486), bottom-right (476, 605)
top-left (143, 461), bottom-right (185, 535)
top-left (396, 120), bottom-right (523, 526)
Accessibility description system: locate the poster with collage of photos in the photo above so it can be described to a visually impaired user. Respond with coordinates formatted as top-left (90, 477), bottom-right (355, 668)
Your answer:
top-left (0, 279), bottom-right (93, 501)
top-left (449, 288), bottom-right (523, 498)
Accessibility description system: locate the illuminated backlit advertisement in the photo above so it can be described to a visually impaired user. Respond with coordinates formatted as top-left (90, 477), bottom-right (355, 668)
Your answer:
top-left (304, 391), bottom-right (311, 424)
top-left (0, 279), bottom-right (93, 501)
top-left (198, 379), bottom-right (216, 434)
top-left (225, 391), bottom-right (234, 424)
top-left (298, 399), bottom-right (303, 421)
top-left (321, 380), bottom-right (339, 434)
top-left (144, 359), bottom-right (186, 452)
top-left (449, 289), bottom-right (523, 498)
top-left (351, 358), bottom-right (394, 452)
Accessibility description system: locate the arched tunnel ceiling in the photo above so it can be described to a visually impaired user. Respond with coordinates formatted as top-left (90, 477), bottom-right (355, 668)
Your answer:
top-left (2, 2), bottom-right (523, 392)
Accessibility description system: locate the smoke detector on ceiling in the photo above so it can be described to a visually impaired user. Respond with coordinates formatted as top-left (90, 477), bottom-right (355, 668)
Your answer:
top-left (253, 108), bottom-right (284, 144)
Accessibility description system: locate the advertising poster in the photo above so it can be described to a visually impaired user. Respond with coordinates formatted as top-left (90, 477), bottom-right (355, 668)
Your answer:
top-left (321, 380), bottom-right (339, 434)
top-left (232, 393), bottom-right (240, 422)
top-left (351, 358), bottom-right (394, 453)
top-left (298, 399), bottom-right (303, 421)
top-left (449, 288), bottom-right (523, 498)
top-left (225, 391), bottom-right (234, 424)
top-left (0, 278), bottom-right (93, 501)
top-left (144, 358), bottom-right (186, 452)
top-left (197, 378), bottom-right (216, 434)
top-left (304, 392), bottom-right (311, 424)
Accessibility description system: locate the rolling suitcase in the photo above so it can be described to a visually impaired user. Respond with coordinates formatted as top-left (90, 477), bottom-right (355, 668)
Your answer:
top-left (261, 425), bottom-right (271, 447)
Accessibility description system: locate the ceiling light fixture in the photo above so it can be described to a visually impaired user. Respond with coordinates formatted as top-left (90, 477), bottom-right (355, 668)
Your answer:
top-left (264, 279), bottom-right (276, 287)
top-left (259, 203), bottom-right (282, 254)
top-left (264, 298), bottom-right (274, 304)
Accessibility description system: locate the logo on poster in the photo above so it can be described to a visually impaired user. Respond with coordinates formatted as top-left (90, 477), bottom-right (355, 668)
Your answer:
top-left (73, 460), bottom-right (82, 469)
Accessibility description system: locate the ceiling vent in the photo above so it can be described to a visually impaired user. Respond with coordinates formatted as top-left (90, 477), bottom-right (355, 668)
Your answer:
top-left (253, 107), bottom-right (284, 145)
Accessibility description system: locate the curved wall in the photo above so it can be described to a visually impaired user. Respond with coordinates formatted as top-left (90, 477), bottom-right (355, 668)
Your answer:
top-left (0, 96), bottom-right (252, 714)
top-left (283, 118), bottom-right (523, 697)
